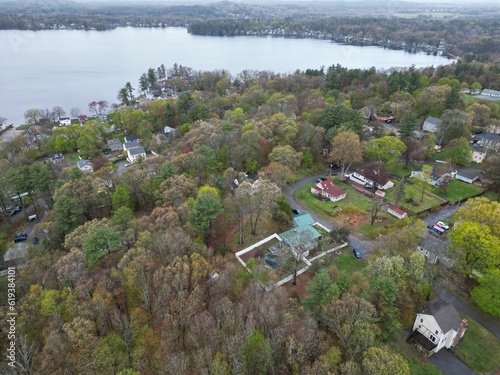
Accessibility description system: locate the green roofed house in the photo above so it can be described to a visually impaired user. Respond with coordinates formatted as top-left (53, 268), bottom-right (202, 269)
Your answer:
top-left (280, 225), bottom-right (321, 257)
top-left (292, 213), bottom-right (315, 228)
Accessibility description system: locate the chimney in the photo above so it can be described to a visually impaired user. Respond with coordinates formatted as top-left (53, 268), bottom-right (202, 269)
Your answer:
top-left (452, 319), bottom-right (467, 347)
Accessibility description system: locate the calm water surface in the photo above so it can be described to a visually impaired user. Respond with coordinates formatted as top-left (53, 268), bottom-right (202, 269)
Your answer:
top-left (0, 27), bottom-right (452, 126)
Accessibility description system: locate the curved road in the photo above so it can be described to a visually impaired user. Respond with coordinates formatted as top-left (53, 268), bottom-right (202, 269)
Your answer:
top-left (283, 170), bottom-right (373, 256)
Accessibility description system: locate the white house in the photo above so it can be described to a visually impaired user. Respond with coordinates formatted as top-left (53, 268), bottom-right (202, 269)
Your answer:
top-left (422, 116), bottom-right (441, 133)
top-left (408, 301), bottom-right (467, 357)
top-left (123, 140), bottom-right (140, 151)
top-left (310, 180), bottom-right (347, 202)
top-left (77, 159), bottom-right (93, 173)
top-left (454, 169), bottom-right (480, 184)
top-left (58, 117), bottom-right (71, 126)
top-left (471, 145), bottom-right (487, 163)
top-left (387, 204), bottom-right (407, 220)
top-left (410, 166), bottom-right (450, 187)
top-left (164, 126), bottom-right (176, 138)
top-left (127, 146), bottom-right (146, 163)
top-left (349, 165), bottom-right (394, 190)
top-left (481, 89), bottom-right (500, 98)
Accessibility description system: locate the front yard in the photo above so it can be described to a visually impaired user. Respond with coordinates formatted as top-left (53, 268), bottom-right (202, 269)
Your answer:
top-left (454, 314), bottom-right (500, 374)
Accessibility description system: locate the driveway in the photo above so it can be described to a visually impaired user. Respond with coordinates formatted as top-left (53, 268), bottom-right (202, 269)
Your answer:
top-left (429, 349), bottom-right (476, 375)
top-left (284, 170), bottom-right (373, 255)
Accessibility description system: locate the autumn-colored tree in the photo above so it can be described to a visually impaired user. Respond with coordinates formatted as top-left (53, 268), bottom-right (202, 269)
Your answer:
top-left (328, 131), bottom-right (363, 177)
top-left (362, 346), bottom-right (410, 375)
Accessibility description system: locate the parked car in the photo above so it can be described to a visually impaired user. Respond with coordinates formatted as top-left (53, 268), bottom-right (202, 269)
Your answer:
top-left (32, 237), bottom-right (39, 245)
top-left (436, 221), bottom-right (450, 230)
top-left (14, 233), bottom-right (28, 243)
top-left (320, 176), bottom-right (328, 181)
top-left (28, 214), bottom-right (38, 222)
top-left (316, 179), bottom-right (322, 183)
top-left (292, 208), bottom-right (301, 215)
top-left (353, 248), bottom-right (362, 259)
top-left (9, 206), bottom-right (22, 216)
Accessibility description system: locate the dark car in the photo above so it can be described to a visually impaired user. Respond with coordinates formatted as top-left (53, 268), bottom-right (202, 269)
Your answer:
top-left (32, 237), bottom-right (39, 245)
top-left (9, 206), bottom-right (22, 216)
top-left (320, 176), bottom-right (328, 181)
top-left (292, 208), bottom-right (301, 215)
top-left (14, 233), bottom-right (28, 243)
top-left (353, 248), bottom-right (362, 259)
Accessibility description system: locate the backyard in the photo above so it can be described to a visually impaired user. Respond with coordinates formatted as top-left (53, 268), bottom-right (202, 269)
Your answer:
top-left (408, 178), bottom-right (485, 203)
top-left (385, 183), bottom-right (445, 214)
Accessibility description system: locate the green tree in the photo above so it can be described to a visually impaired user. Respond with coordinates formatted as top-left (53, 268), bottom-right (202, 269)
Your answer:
top-left (321, 104), bottom-right (365, 135)
top-left (365, 136), bottom-right (406, 164)
top-left (210, 352), bottom-right (231, 375)
top-left (398, 111), bottom-right (418, 139)
top-left (470, 269), bottom-right (500, 317)
top-left (362, 346), bottom-right (410, 375)
top-left (190, 191), bottom-right (223, 238)
top-left (303, 271), bottom-right (340, 319)
top-left (242, 329), bottom-right (272, 375)
top-left (54, 195), bottom-right (83, 235)
top-left (82, 224), bottom-right (122, 267)
top-left (112, 185), bottom-right (133, 211)
top-left (447, 137), bottom-right (472, 166)
top-left (329, 226), bottom-right (351, 244)
top-left (112, 206), bottom-right (134, 231)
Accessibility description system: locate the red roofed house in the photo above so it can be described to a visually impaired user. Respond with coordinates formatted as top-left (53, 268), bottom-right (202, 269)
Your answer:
top-left (387, 204), bottom-right (407, 220)
top-left (311, 180), bottom-right (347, 202)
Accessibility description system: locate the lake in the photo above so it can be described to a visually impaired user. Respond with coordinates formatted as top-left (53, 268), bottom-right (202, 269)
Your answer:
top-left (0, 27), bottom-right (452, 126)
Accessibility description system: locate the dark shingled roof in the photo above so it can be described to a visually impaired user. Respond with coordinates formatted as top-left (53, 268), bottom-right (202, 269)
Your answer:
top-left (423, 300), bottom-right (461, 333)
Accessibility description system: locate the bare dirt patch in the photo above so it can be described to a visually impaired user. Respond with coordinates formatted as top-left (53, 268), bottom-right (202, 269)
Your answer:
top-left (281, 269), bottom-right (315, 299)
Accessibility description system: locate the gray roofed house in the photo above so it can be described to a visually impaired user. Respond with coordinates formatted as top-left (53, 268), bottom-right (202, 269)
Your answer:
top-left (481, 89), bottom-right (500, 98)
top-left (127, 146), bottom-right (146, 163)
top-left (123, 140), bottom-right (140, 151)
top-left (471, 144), bottom-right (487, 163)
top-left (408, 301), bottom-right (467, 356)
top-left (417, 236), bottom-right (452, 267)
top-left (107, 138), bottom-right (123, 152)
top-left (474, 132), bottom-right (500, 152)
top-left (422, 116), bottom-right (441, 133)
top-left (77, 159), bottom-right (93, 172)
top-left (124, 134), bottom-right (140, 143)
top-left (454, 169), bottom-right (480, 184)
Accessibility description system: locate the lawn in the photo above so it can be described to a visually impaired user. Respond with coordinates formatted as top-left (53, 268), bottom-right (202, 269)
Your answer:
top-left (385, 183), bottom-right (444, 214)
top-left (410, 178), bottom-right (485, 203)
top-left (391, 332), bottom-right (443, 375)
top-left (387, 163), bottom-right (422, 178)
top-left (454, 314), bottom-right (500, 374)
top-left (331, 248), bottom-right (367, 273)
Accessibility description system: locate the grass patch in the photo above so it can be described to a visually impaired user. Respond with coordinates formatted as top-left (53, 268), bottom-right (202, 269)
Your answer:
top-left (332, 249), bottom-right (367, 272)
top-left (385, 183), bottom-right (444, 213)
top-left (390, 332), bottom-right (443, 375)
top-left (387, 163), bottom-right (421, 178)
top-left (230, 211), bottom-right (283, 253)
top-left (410, 178), bottom-right (485, 203)
top-left (290, 164), bottom-right (326, 183)
top-left (454, 314), bottom-right (500, 374)
top-left (482, 190), bottom-right (500, 202)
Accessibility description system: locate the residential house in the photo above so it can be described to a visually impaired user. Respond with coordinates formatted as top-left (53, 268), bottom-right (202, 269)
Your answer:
top-left (310, 180), bottom-right (347, 202)
top-left (77, 159), bottom-right (93, 173)
top-left (387, 205), bottom-right (407, 220)
top-left (422, 116), bottom-right (441, 133)
top-left (59, 117), bottom-right (71, 126)
top-left (349, 164), bottom-right (394, 190)
top-left (123, 140), bottom-right (140, 152)
top-left (45, 152), bottom-right (64, 164)
top-left (124, 134), bottom-right (140, 143)
top-left (416, 236), bottom-right (453, 266)
top-left (473, 132), bottom-right (500, 152)
top-left (107, 138), bottom-right (123, 152)
top-left (410, 166), bottom-right (449, 187)
top-left (279, 226), bottom-right (321, 258)
top-left (292, 213), bottom-right (316, 228)
top-left (164, 126), bottom-right (176, 138)
top-left (454, 169), bottom-right (480, 184)
top-left (127, 146), bottom-right (146, 163)
top-left (407, 301), bottom-right (467, 357)
top-left (481, 89), bottom-right (500, 98)
top-left (471, 144), bottom-right (487, 163)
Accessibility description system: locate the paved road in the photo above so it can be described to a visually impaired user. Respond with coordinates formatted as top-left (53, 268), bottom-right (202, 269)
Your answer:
top-left (284, 170), bottom-right (373, 256)
top-left (429, 349), bottom-right (476, 375)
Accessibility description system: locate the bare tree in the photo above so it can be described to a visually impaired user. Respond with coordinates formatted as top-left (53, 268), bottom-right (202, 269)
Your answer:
top-left (70, 107), bottom-right (81, 118)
